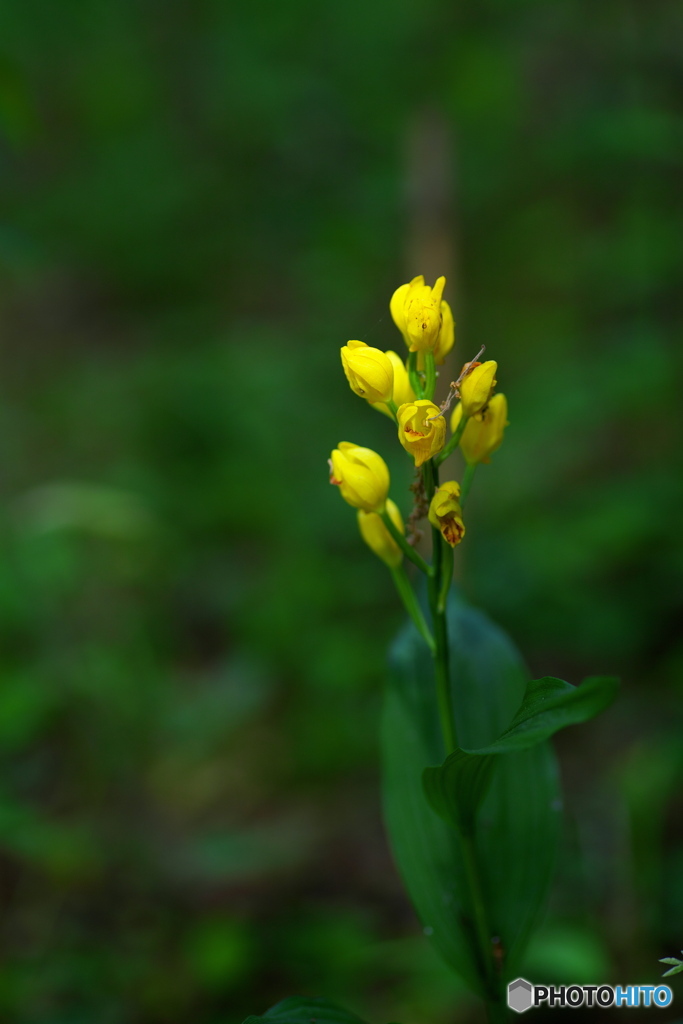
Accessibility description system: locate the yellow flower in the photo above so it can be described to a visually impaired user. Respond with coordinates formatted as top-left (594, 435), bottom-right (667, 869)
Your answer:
top-left (416, 298), bottom-right (455, 371)
top-left (451, 394), bottom-right (508, 464)
top-left (397, 400), bottom-right (446, 467)
top-left (386, 351), bottom-right (415, 405)
top-left (428, 481), bottom-right (465, 547)
top-left (434, 299), bottom-right (455, 364)
top-left (329, 442), bottom-right (390, 512)
top-left (389, 276), bottom-right (418, 344)
top-left (390, 275), bottom-right (447, 353)
top-left (372, 351), bottom-right (415, 418)
top-left (357, 498), bottom-right (404, 568)
top-left (341, 340), bottom-right (394, 404)
top-left (459, 360), bottom-right (497, 417)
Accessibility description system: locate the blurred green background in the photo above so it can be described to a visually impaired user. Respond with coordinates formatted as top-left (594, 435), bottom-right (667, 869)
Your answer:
top-left (0, 1), bottom-right (681, 1021)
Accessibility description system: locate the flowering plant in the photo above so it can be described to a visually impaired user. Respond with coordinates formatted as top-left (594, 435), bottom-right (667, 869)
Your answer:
top-left (244, 275), bottom-right (617, 1024)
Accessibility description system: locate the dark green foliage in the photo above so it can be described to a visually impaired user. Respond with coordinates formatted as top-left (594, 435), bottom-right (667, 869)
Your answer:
top-left (423, 675), bottom-right (617, 833)
top-left (469, 676), bottom-right (619, 754)
top-left (423, 749), bottom-right (496, 835)
top-left (382, 594), bottom-right (563, 990)
top-left (660, 953), bottom-right (683, 978)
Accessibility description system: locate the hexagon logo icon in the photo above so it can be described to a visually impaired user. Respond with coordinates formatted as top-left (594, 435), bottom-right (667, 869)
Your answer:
top-left (508, 978), bottom-right (533, 1013)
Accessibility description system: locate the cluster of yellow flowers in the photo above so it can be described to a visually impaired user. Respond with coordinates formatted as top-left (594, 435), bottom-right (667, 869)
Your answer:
top-left (329, 275), bottom-right (508, 572)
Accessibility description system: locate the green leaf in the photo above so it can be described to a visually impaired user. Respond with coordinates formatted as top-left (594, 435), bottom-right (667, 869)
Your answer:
top-left (423, 750), bottom-right (495, 834)
top-left (472, 675), bottom-right (619, 754)
top-left (241, 996), bottom-right (371, 1023)
top-left (423, 676), bottom-right (618, 832)
top-left (660, 955), bottom-right (683, 978)
top-left (382, 591), bottom-right (562, 994)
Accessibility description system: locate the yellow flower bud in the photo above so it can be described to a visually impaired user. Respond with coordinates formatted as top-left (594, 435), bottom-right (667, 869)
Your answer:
top-left (390, 275), bottom-right (448, 353)
top-left (459, 360), bottom-right (497, 417)
top-left (397, 400), bottom-right (446, 467)
top-left (417, 298), bottom-right (455, 370)
top-left (329, 442), bottom-right (390, 513)
top-left (389, 276), bottom-right (420, 344)
top-left (341, 340), bottom-right (394, 404)
top-left (428, 481), bottom-right (465, 547)
top-left (451, 394), bottom-right (508, 465)
top-left (387, 351), bottom-right (415, 406)
top-left (404, 275), bottom-right (447, 353)
top-left (357, 498), bottom-right (404, 568)
top-left (434, 299), bottom-right (455, 365)
top-left (371, 351), bottom-right (416, 418)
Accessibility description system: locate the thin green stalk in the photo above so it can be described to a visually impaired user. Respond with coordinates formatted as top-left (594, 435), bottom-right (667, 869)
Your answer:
top-left (424, 352), bottom-right (436, 400)
top-left (386, 398), bottom-right (399, 422)
top-left (424, 460), bottom-right (502, 1018)
top-left (380, 509), bottom-right (433, 576)
top-left (435, 412), bottom-right (469, 466)
top-left (460, 831), bottom-right (500, 1000)
top-left (460, 462), bottom-right (477, 508)
top-left (408, 352), bottom-right (424, 399)
top-left (430, 586), bottom-right (457, 754)
top-left (390, 565), bottom-right (435, 653)
top-left (437, 541), bottom-right (454, 613)
top-left (424, 459), bottom-right (458, 754)
top-left (422, 460), bottom-right (437, 503)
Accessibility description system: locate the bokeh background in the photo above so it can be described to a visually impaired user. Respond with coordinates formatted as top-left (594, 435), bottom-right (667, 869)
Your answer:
top-left (0, 1), bottom-right (681, 1021)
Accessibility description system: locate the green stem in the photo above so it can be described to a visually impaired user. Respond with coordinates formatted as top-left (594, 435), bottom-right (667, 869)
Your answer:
top-left (460, 462), bottom-right (477, 508)
top-left (422, 460), bottom-right (437, 503)
top-left (380, 509), bottom-right (433, 576)
top-left (431, 592), bottom-right (457, 753)
top-left (385, 393), bottom-right (401, 421)
top-left (435, 413), bottom-right (469, 466)
top-left (424, 462), bottom-right (502, 1016)
top-left (460, 831), bottom-right (500, 1001)
top-left (390, 566), bottom-right (435, 653)
top-left (424, 352), bottom-right (436, 400)
top-left (408, 352), bottom-right (424, 399)
top-left (424, 459), bottom-right (458, 754)
top-left (437, 541), bottom-right (454, 613)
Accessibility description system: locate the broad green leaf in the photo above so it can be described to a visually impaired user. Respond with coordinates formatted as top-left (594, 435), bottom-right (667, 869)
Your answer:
top-left (382, 591), bottom-right (562, 994)
top-left (472, 675), bottom-right (619, 754)
top-left (423, 749), bottom-right (495, 834)
top-left (423, 676), bottom-right (618, 831)
top-left (241, 997), bottom-right (371, 1023)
